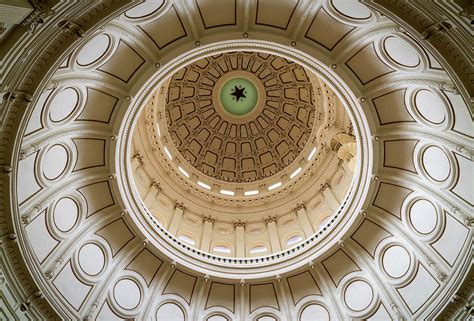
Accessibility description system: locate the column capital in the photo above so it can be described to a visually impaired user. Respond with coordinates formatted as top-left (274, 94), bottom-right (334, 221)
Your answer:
top-left (150, 181), bottom-right (161, 191)
top-left (132, 153), bottom-right (144, 165)
top-left (175, 202), bottom-right (186, 212)
top-left (203, 216), bottom-right (215, 224)
top-left (319, 182), bottom-right (330, 193)
top-left (233, 220), bottom-right (246, 228)
top-left (265, 216), bottom-right (277, 225)
top-left (294, 203), bottom-right (306, 213)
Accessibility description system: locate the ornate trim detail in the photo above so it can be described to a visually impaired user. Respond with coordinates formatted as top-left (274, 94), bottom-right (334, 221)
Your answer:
top-left (203, 216), bottom-right (215, 224)
top-left (294, 203), bottom-right (306, 212)
top-left (264, 216), bottom-right (277, 224)
top-left (132, 153), bottom-right (144, 165)
top-left (233, 220), bottom-right (246, 228)
top-left (150, 181), bottom-right (161, 191)
top-left (175, 202), bottom-right (186, 212)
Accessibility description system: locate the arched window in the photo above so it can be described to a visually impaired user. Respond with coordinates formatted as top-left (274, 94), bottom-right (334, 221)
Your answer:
top-left (319, 216), bottom-right (332, 230)
top-left (250, 245), bottom-right (268, 254)
top-left (178, 234), bottom-right (195, 246)
top-left (213, 245), bottom-right (231, 254)
top-left (286, 235), bottom-right (304, 246)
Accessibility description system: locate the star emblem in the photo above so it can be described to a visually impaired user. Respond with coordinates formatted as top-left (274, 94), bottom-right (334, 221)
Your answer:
top-left (230, 85), bottom-right (247, 102)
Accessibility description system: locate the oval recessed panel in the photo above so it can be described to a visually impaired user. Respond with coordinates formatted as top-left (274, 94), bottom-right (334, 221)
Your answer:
top-left (409, 199), bottom-right (437, 234)
top-left (49, 88), bottom-right (79, 122)
top-left (414, 90), bottom-right (446, 124)
top-left (43, 145), bottom-right (69, 180)
top-left (384, 36), bottom-right (420, 67)
top-left (382, 245), bottom-right (410, 278)
top-left (125, 0), bottom-right (164, 19)
top-left (214, 223), bottom-right (233, 235)
top-left (78, 243), bottom-right (105, 276)
top-left (53, 197), bottom-right (78, 232)
top-left (301, 304), bottom-right (330, 321)
top-left (247, 223), bottom-right (265, 235)
top-left (331, 0), bottom-right (372, 20)
top-left (344, 280), bottom-right (373, 311)
top-left (422, 146), bottom-right (450, 182)
top-left (114, 278), bottom-right (141, 310)
top-left (77, 34), bottom-right (110, 66)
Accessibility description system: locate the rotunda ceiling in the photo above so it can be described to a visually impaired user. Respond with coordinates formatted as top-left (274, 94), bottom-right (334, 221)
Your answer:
top-left (2, 0), bottom-right (472, 320)
top-left (130, 48), bottom-right (358, 260)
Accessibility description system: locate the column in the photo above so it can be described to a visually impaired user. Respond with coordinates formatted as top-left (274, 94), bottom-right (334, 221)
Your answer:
top-left (337, 142), bottom-right (356, 172)
top-left (168, 203), bottom-right (185, 236)
top-left (200, 216), bottom-right (214, 252)
top-left (341, 161), bottom-right (352, 175)
top-left (295, 203), bottom-right (314, 238)
top-left (265, 216), bottom-right (282, 253)
top-left (234, 220), bottom-right (246, 257)
top-left (131, 153), bottom-right (143, 171)
top-left (321, 183), bottom-right (339, 212)
top-left (144, 181), bottom-right (161, 204)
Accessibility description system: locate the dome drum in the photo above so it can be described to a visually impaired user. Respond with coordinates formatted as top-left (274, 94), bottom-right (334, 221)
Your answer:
top-left (123, 41), bottom-right (370, 279)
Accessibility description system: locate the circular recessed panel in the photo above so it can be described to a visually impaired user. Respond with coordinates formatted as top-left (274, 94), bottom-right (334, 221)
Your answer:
top-left (331, 0), bottom-right (372, 20)
top-left (49, 88), bottom-right (79, 122)
top-left (78, 243), bottom-right (105, 276)
top-left (409, 199), bottom-right (437, 234)
top-left (384, 36), bottom-right (420, 68)
top-left (301, 304), bottom-right (330, 321)
top-left (220, 77), bottom-right (258, 116)
top-left (53, 197), bottom-right (79, 232)
top-left (382, 245), bottom-right (410, 278)
top-left (43, 145), bottom-right (69, 180)
top-left (414, 90), bottom-right (446, 124)
top-left (77, 34), bottom-right (110, 66)
top-left (114, 278), bottom-right (141, 310)
top-left (422, 146), bottom-right (450, 182)
top-left (344, 280), bottom-right (373, 311)
top-left (156, 303), bottom-right (184, 320)
top-left (125, 0), bottom-right (164, 19)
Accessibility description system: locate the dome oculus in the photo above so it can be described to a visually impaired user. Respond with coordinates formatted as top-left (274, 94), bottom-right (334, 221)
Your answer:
top-left (220, 77), bottom-right (258, 116)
